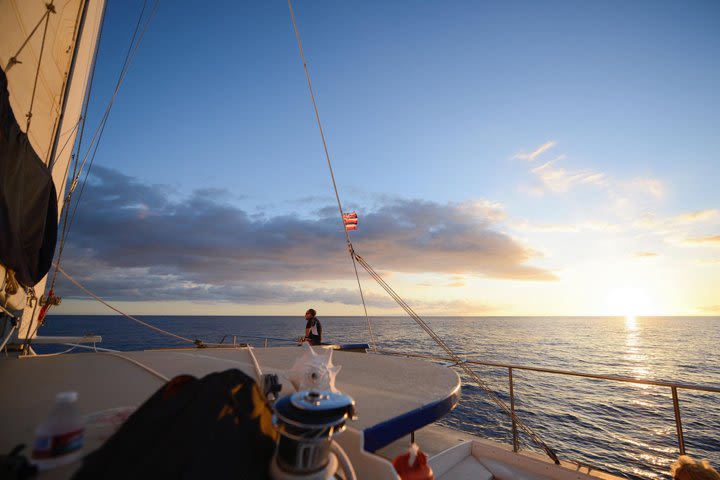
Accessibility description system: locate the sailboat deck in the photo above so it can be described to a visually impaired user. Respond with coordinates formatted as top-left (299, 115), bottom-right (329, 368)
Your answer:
top-left (0, 346), bottom-right (459, 477)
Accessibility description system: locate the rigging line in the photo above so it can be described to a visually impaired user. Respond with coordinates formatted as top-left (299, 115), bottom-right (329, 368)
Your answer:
top-left (353, 252), bottom-right (561, 464)
top-left (21, 292), bottom-right (40, 352)
top-left (349, 246), bottom-right (377, 351)
top-left (4, 3), bottom-right (55, 71)
top-left (55, 265), bottom-right (196, 345)
top-left (63, 0), bottom-right (158, 237)
top-left (25, 1), bottom-right (55, 134)
top-left (287, 0), bottom-right (376, 350)
top-left (50, 0), bottom-right (156, 291)
top-left (50, 0), bottom-right (108, 290)
top-left (287, 0), bottom-right (348, 240)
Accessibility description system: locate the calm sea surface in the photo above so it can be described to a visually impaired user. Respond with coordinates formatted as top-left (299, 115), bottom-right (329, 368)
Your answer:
top-left (40, 315), bottom-right (720, 479)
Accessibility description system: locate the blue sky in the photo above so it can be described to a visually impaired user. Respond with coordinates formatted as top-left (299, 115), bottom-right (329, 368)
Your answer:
top-left (55, 0), bottom-right (720, 316)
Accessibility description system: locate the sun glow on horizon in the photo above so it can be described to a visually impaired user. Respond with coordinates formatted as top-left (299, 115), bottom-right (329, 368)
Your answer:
top-left (604, 285), bottom-right (653, 317)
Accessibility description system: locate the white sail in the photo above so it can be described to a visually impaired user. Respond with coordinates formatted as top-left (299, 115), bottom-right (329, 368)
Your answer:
top-left (0, 0), bottom-right (106, 339)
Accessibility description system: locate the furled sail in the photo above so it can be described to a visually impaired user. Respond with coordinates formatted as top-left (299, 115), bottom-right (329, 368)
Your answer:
top-left (0, 0), bottom-right (106, 338)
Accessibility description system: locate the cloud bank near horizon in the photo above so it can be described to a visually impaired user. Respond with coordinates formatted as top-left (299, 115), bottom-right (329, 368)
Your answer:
top-left (55, 166), bottom-right (556, 306)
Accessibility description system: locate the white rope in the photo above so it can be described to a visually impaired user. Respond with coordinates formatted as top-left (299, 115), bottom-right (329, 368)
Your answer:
top-left (331, 440), bottom-right (357, 480)
top-left (19, 345), bottom-right (78, 358)
top-left (287, 0), bottom-right (377, 351)
top-left (63, 342), bottom-right (120, 353)
top-left (56, 265), bottom-right (197, 345)
top-left (246, 346), bottom-right (264, 386)
top-left (100, 352), bottom-right (169, 382)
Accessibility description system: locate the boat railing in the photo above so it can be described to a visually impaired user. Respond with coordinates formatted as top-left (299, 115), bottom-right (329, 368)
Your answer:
top-left (373, 349), bottom-right (720, 456)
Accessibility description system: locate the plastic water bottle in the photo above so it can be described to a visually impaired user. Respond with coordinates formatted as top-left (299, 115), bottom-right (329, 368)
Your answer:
top-left (31, 391), bottom-right (85, 470)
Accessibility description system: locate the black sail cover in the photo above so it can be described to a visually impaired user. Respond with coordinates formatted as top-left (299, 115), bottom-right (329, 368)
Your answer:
top-left (0, 67), bottom-right (58, 287)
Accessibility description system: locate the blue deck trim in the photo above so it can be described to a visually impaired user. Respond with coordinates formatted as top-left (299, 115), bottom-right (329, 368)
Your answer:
top-left (334, 343), bottom-right (369, 351)
top-left (362, 384), bottom-right (461, 452)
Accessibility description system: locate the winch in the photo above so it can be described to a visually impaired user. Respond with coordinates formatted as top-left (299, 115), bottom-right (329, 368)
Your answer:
top-left (270, 390), bottom-right (356, 479)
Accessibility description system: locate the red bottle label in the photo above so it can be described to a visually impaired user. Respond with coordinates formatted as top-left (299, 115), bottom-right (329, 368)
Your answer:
top-left (32, 429), bottom-right (84, 459)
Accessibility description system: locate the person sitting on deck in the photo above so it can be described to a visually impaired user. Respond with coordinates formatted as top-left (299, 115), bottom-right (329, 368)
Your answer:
top-left (303, 308), bottom-right (322, 345)
top-left (671, 455), bottom-right (720, 480)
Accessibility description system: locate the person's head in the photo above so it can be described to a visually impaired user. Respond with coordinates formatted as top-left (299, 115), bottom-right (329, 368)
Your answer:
top-left (305, 308), bottom-right (316, 319)
top-left (671, 456), bottom-right (720, 480)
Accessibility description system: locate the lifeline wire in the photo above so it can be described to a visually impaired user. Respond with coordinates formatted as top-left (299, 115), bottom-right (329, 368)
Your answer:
top-left (353, 252), bottom-right (561, 464)
top-left (56, 265), bottom-right (197, 345)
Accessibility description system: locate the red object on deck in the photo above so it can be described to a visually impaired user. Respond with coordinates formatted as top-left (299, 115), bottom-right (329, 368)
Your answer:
top-left (392, 447), bottom-right (434, 480)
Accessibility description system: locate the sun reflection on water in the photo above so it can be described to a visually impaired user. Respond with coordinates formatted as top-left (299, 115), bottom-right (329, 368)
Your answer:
top-left (624, 315), bottom-right (653, 382)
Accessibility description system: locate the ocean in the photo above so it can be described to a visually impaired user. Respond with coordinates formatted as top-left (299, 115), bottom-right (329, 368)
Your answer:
top-left (39, 315), bottom-right (720, 479)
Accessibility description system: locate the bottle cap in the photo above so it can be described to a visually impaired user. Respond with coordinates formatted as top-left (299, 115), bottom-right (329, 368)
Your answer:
top-left (55, 391), bottom-right (78, 403)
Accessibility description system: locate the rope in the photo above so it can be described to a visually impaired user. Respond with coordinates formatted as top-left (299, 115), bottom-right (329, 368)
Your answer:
top-left (246, 346), bottom-right (264, 386)
top-left (50, 0), bottom-right (157, 292)
top-left (4, 3), bottom-right (55, 71)
top-left (49, 0), bottom-right (110, 291)
top-left (100, 352), bottom-right (170, 382)
top-left (353, 252), bottom-right (561, 464)
top-left (287, 0), bottom-right (377, 351)
top-left (56, 265), bottom-right (197, 345)
top-left (21, 345), bottom-right (78, 358)
top-left (25, 2), bottom-right (56, 134)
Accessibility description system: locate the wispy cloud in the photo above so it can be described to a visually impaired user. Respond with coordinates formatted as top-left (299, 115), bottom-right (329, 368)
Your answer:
top-left (699, 258), bottom-right (720, 266)
top-left (516, 142), bottom-right (667, 202)
top-left (531, 159), bottom-right (608, 193)
top-left (55, 166), bottom-right (557, 305)
top-left (701, 305), bottom-right (720, 314)
top-left (683, 235), bottom-right (720, 246)
top-left (623, 178), bottom-right (664, 198)
top-left (511, 219), bottom-right (622, 233)
top-left (513, 141), bottom-right (557, 161)
top-left (634, 252), bottom-right (658, 258)
top-left (634, 209), bottom-right (719, 236)
top-left (671, 209), bottom-right (719, 224)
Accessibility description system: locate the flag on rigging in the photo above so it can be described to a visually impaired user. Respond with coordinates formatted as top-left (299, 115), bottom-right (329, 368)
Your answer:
top-left (343, 212), bottom-right (358, 231)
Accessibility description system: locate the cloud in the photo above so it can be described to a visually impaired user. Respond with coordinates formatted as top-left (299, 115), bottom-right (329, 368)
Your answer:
top-left (683, 235), bottom-right (720, 246)
top-left (671, 209), bottom-right (719, 224)
top-left (623, 178), bottom-right (664, 198)
top-left (513, 141), bottom-right (557, 161)
top-left (701, 305), bottom-right (720, 314)
top-left (633, 209), bottom-right (719, 239)
top-left (512, 219), bottom-right (622, 233)
top-left (55, 166), bottom-right (556, 304)
top-left (531, 159), bottom-right (608, 193)
top-left (634, 252), bottom-right (658, 258)
top-left (515, 142), bottom-right (667, 202)
top-left (699, 259), bottom-right (720, 266)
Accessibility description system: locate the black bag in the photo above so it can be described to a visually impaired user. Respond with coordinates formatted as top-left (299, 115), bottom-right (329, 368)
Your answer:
top-left (73, 369), bottom-right (277, 479)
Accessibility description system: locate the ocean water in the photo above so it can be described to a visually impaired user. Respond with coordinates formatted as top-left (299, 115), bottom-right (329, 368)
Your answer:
top-left (39, 315), bottom-right (720, 479)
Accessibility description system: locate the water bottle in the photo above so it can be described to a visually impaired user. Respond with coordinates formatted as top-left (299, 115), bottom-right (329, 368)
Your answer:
top-left (31, 391), bottom-right (85, 470)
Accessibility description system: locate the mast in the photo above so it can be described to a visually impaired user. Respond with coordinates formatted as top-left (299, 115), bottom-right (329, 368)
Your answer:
top-left (0, 0), bottom-right (106, 343)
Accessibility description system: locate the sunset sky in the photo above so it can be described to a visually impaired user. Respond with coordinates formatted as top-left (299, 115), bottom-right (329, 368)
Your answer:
top-left (54, 0), bottom-right (720, 317)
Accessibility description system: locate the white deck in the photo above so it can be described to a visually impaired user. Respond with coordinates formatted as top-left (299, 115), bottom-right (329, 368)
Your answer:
top-left (0, 346), bottom-right (459, 478)
top-left (0, 346), bottom-right (625, 479)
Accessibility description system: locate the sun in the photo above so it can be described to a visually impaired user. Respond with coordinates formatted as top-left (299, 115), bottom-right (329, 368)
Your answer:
top-left (604, 285), bottom-right (652, 317)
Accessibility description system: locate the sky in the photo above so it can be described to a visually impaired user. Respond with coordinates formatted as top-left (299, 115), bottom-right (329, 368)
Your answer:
top-left (53, 0), bottom-right (720, 317)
